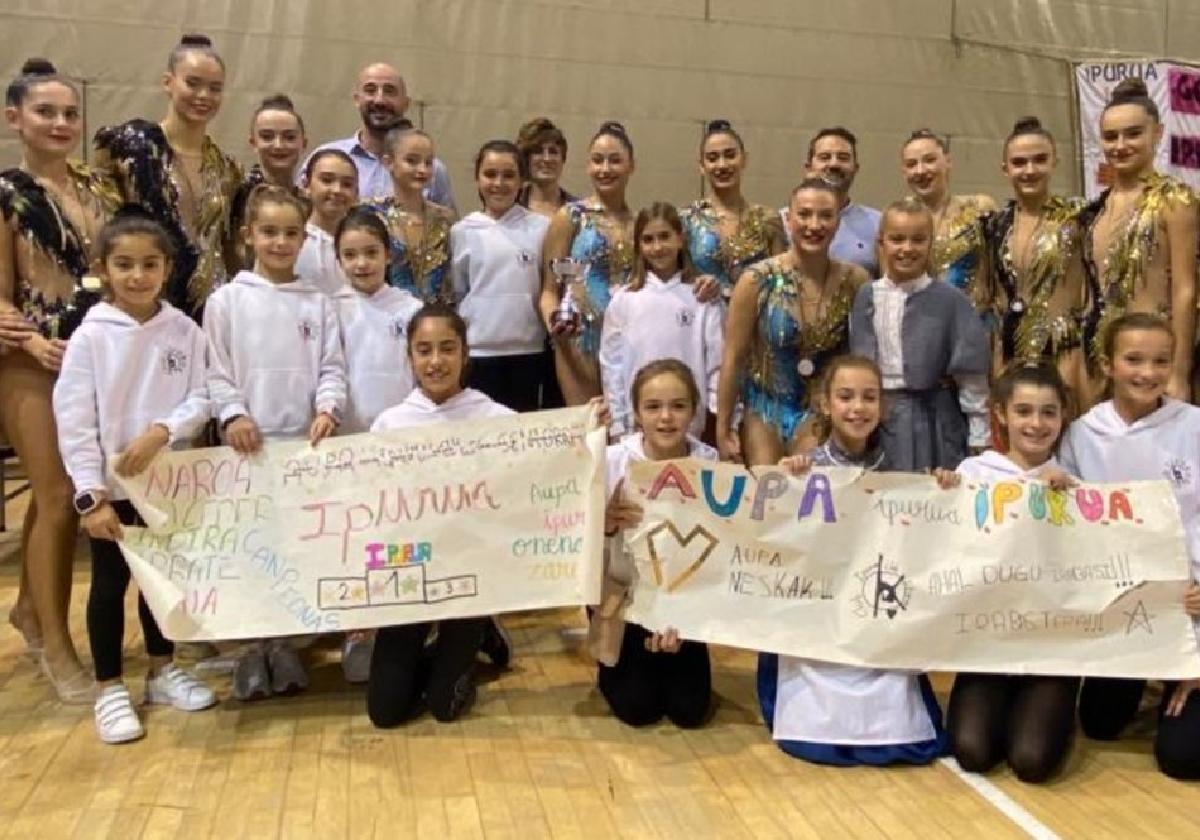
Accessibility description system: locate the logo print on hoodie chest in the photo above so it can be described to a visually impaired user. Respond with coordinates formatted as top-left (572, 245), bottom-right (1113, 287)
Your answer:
top-left (1164, 458), bottom-right (1193, 488)
top-left (389, 319), bottom-right (407, 341)
top-left (676, 308), bottom-right (695, 327)
top-left (298, 318), bottom-right (317, 341)
top-left (162, 348), bottom-right (188, 375)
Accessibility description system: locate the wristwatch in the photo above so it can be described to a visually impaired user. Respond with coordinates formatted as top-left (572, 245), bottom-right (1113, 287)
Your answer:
top-left (73, 490), bottom-right (105, 516)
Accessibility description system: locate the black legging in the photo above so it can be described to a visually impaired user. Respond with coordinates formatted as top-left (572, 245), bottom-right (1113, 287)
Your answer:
top-left (367, 617), bottom-right (487, 727)
top-left (468, 353), bottom-right (542, 413)
top-left (598, 622), bottom-right (712, 728)
top-left (1080, 676), bottom-right (1200, 780)
top-left (947, 672), bottom-right (1079, 783)
top-left (87, 500), bottom-right (174, 681)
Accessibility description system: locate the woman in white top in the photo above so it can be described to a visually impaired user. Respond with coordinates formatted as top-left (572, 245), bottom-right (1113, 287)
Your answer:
top-left (367, 304), bottom-right (515, 726)
top-left (297, 149), bottom-right (358, 295)
top-left (451, 140), bottom-right (549, 411)
top-left (600, 202), bottom-right (723, 439)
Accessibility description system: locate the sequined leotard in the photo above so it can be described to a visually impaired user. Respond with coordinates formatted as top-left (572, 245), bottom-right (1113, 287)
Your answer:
top-left (362, 196), bottom-right (453, 304)
top-left (742, 256), bottom-right (859, 443)
top-left (0, 163), bottom-right (120, 338)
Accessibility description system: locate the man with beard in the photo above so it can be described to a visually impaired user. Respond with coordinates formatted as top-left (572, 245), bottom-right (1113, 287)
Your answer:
top-left (781, 127), bottom-right (881, 276)
top-left (301, 63), bottom-right (455, 210)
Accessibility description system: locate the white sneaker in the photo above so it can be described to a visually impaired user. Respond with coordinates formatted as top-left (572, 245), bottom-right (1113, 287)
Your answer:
top-left (341, 633), bottom-right (373, 684)
top-left (94, 684), bottom-right (144, 744)
top-left (145, 663), bottom-right (218, 711)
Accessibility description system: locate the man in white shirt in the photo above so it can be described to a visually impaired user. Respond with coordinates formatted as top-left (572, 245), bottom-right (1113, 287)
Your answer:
top-left (300, 63), bottom-right (456, 210)
top-left (782, 127), bottom-right (882, 276)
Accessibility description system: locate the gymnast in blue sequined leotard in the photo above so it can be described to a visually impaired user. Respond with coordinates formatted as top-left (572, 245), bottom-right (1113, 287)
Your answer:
top-left (564, 199), bottom-right (633, 356)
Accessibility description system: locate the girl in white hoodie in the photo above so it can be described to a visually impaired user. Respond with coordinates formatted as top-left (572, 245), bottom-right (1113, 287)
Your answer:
top-left (450, 140), bottom-right (549, 412)
top-left (297, 149), bottom-right (358, 295)
top-left (54, 210), bottom-right (217, 744)
top-left (593, 358), bottom-right (715, 727)
top-left (366, 303), bottom-right (515, 727)
top-left (1059, 312), bottom-right (1200, 781)
top-left (204, 185), bottom-right (347, 701)
top-left (935, 361), bottom-right (1080, 783)
top-left (599, 202), bottom-right (723, 440)
top-left (332, 206), bottom-right (422, 684)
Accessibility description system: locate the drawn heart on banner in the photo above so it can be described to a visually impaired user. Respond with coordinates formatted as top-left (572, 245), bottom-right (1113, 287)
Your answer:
top-left (646, 521), bottom-right (720, 592)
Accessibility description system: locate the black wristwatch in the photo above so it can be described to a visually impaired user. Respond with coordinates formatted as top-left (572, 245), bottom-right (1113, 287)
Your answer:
top-left (73, 490), bottom-right (104, 516)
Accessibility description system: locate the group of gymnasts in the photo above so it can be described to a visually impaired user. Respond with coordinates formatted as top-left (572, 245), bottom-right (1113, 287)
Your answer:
top-left (1, 32), bottom-right (1198, 782)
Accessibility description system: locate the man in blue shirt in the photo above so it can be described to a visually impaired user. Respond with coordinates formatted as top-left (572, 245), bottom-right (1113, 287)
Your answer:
top-left (300, 63), bottom-right (456, 211)
top-left (782, 127), bottom-right (881, 276)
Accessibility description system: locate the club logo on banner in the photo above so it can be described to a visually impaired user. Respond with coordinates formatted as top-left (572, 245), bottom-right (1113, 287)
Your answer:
top-left (622, 460), bottom-right (1200, 679)
top-left (1075, 60), bottom-right (1200, 199)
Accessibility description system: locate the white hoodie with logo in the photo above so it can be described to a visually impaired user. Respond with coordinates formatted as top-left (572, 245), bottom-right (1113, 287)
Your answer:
top-left (204, 270), bottom-right (347, 438)
top-left (370, 387), bottom-right (514, 433)
top-left (335, 285), bottom-right (423, 433)
top-left (599, 272), bottom-right (723, 438)
top-left (54, 302), bottom-right (210, 499)
top-left (450, 205), bottom-right (548, 357)
top-left (590, 432), bottom-right (719, 666)
top-left (296, 222), bottom-right (348, 296)
top-left (1060, 398), bottom-right (1200, 583)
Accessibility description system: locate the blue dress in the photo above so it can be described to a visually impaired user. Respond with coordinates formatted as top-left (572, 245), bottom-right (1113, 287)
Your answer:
top-left (362, 196), bottom-right (452, 303)
top-left (756, 439), bottom-right (948, 766)
top-left (564, 200), bottom-right (633, 356)
top-left (742, 257), bottom-right (858, 444)
top-left (682, 200), bottom-right (780, 298)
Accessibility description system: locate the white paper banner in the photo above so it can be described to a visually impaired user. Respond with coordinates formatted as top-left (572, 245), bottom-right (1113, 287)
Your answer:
top-left (624, 459), bottom-right (1200, 679)
top-left (115, 407), bottom-right (607, 640)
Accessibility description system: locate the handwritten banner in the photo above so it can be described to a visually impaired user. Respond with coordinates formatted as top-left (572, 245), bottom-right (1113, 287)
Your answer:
top-left (623, 460), bottom-right (1200, 679)
top-left (115, 407), bottom-right (607, 640)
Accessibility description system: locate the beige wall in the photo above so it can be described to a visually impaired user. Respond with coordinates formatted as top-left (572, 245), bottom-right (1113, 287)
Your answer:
top-left (2, 0), bottom-right (1199, 211)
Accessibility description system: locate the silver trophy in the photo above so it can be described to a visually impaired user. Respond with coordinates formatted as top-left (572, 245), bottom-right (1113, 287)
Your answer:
top-left (549, 257), bottom-right (588, 331)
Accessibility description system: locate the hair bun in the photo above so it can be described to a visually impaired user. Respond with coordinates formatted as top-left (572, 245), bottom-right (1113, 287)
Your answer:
top-left (111, 203), bottom-right (155, 221)
top-left (260, 93), bottom-right (296, 111)
top-left (20, 58), bottom-right (57, 76)
top-left (706, 119), bottom-right (733, 133)
top-left (179, 33), bottom-right (213, 48)
top-left (1012, 115), bottom-right (1043, 133)
top-left (1111, 78), bottom-right (1149, 100)
top-left (599, 120), bottom-right (627, 136)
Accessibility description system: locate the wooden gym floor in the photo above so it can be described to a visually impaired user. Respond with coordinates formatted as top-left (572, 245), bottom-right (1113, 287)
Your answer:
top-left (0, 488), bottom-right (1198, 839)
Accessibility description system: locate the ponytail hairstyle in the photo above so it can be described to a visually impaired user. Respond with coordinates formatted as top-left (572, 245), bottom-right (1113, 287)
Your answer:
top-left (628, 202), bottom-right (695, 290)
top-left (243, 184), bottom-right (310, 228)
top-left (591, 120), bottom-right (634, 160)
top-left (382, 121), bottom-right (427, 158)
top-left (95, 204), bottom-right (176, 266)
top-left (474, 139), bottom-right (527, 180)
top-left (167, 33), bottom-right (225, 72)
top-left (789, 175), bottom-right (844, 204)
top-left (630, 359), bottom-right (701, 421)
top-left (252, 92), bottom-right (306, 136)
top-left (6, 58), bottom-right (77, 108)
top-left (406, 302), bottom-right (472, 386)
top-left (700, 118), bottom-right (744, 152)
top-left (1004, 115), bottom-right (1055, 154)
top-left (334, 206), bottom-right (390, 256)
top-left (812, 355), bottom-right (885, 451)
top-left (1103, 77), bottom-right (1160, 122)
top-left (303, 148), bottom-right (358, 186)
top-left (903, 127), bottom-right (950, 154)
top-left (987, 360), bottom-right (1073, 451)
